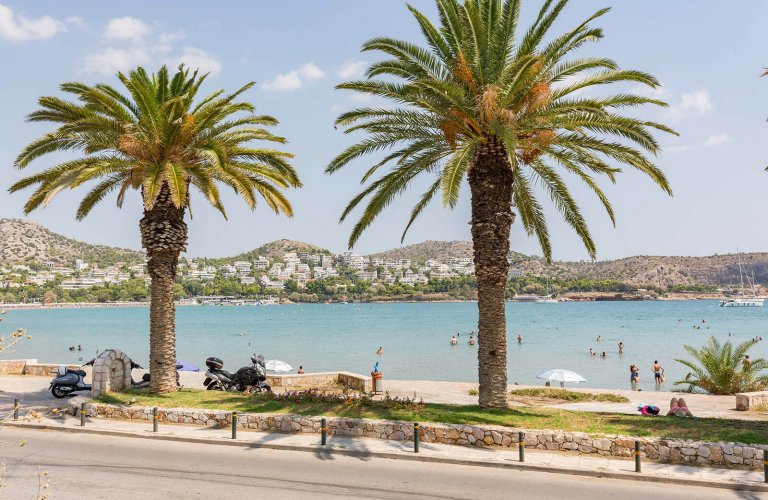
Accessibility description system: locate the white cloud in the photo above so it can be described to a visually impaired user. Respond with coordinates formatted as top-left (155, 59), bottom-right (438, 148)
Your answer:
top-left (65, 16), bottom-right (86, 29)
top-left (103, 16), bottom-right (149, 42)
top-left (176, 47), bottom-right (221, 76)
top-left (705, 134), bottom-right (730, 147)
top-left (84, 47), bottom-right (151, 75)
top-left (337, 60), bottom-right (367, 79)
top-left (263, 62), bottom-right (326, 91)
top-left (668, 89), bottom-right (713, 121)
top-left (154, 31), bottom-right (184, 55)
top-left (0, 4), bottom-right (65, 41)
top-left (298, 62), bottom-right (325, 80)
top-left (84, 19), bottom-right (221, 77)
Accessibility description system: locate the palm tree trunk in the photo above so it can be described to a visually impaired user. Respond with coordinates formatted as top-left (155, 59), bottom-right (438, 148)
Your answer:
top-left (140, 183), bottom-right (187, 394)
top-left (468, 139), bottom-right (514, 408)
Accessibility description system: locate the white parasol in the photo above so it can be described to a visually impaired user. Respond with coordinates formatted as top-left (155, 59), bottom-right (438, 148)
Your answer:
top-left (536, 369), bottom-right (586, 388)
top-left (264, 359), bottom-right (294, 373)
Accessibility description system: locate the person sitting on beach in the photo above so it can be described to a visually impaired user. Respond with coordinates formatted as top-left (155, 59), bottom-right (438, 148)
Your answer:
top-left (667, 397), bottom-right (693, 417)
top-left (297, 365), bottom-right (305, 374)
top-left (468, 336), bottom-right (476, 346)
top-left (450, 335), bottom-right (458, 345)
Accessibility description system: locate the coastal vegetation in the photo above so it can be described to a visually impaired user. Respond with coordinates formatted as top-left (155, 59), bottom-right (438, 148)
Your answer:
top-left (10, 66), bottom-right (301, 393)
top-left (674, 337), bottom-right (768, 395)
top-left (508, 388), bottom-right (629, 403)
top-left (326, 0), bottom-right (674, 407)
top-left (98, 389), bottom-right (768, 444)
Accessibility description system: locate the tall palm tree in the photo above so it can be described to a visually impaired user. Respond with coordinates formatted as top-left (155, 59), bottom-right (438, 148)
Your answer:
top-left (327, 0), bottom-right (674, 407)
top-left (11, 66), bottom-right (301, 393)
top-left (675, 337), bottom-right (768, 395)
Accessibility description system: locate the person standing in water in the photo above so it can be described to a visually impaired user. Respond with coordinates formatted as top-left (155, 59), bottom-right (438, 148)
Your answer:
top-left (468, 335), bottom-right (476, 346)
top-left (450, 335), bottom-right (458, 345)
top-left (376, 347), bottom-right (383, 356)
top-left (517, 335), bottom-right (523, 344)
top-left (618, 342), bottom-right (624, 354)
top-left (652, 360), bottom-right (665, 384)
top-left (589, 347), bottom-right (596, 357)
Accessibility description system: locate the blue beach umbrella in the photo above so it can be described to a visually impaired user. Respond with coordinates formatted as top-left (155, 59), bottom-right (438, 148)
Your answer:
top-left (175, 359), bottom-right (200, 372)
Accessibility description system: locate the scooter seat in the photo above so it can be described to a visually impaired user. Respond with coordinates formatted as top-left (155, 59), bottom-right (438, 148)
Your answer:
top-left (68, 369), bottom-right (87, 377)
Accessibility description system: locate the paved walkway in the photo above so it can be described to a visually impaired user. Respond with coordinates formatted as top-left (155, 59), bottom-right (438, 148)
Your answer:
top-left (2, 406), bottom-right (766, 492)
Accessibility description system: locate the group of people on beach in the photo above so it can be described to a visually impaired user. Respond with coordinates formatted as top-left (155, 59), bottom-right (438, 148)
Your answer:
top-left (628, 360), bottom-right (665, 385)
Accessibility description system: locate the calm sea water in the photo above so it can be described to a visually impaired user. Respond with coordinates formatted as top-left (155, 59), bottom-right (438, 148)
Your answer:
top-left (3, 301), bottom-right (767, 391)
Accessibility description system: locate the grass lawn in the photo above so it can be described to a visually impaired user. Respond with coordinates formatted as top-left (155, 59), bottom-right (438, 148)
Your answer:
top-left (508, 388), bottom-right (630, 403)
top-left (96, 389), bottom-right (768, 445)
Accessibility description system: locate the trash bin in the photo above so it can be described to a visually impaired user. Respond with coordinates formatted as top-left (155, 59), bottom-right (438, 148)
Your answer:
top-left (371, 371), bottom-right (383, 393)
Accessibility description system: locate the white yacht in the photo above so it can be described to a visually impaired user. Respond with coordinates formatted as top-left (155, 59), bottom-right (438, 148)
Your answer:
top-left (535, 278), bottom-right (559, 303)
top-left (720, 251), bottom-right (763, 307)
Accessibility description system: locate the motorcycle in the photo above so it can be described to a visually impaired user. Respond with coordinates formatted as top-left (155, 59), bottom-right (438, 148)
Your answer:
top-left (204, 355), bottom-right (271, 393)
top-left (49, 365), bottom-right (91, 398)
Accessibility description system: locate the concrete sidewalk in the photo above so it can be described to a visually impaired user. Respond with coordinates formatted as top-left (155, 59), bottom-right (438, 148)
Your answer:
top-left (3, 407), bottom-right (766, 493)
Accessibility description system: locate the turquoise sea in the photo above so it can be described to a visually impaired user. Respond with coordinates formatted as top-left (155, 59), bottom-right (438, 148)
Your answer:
top-left (3, 301), bottom-right (767, 391)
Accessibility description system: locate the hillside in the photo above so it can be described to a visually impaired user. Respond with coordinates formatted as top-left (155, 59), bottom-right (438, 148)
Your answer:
top-left (0, 219), bottom-right (144, 268)
top-left (370, 240), bottom-right (475, 262)
top-left (204, 239), bottom-right (332, 265)
top-left (2, 218), bottom-right (767, 289)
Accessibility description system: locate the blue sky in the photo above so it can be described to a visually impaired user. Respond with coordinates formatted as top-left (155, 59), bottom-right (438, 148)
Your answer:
top-left (0, 1), bottom-right (766, 261)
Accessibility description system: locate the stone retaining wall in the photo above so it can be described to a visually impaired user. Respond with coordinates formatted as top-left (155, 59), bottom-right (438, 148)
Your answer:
top-left (266, 371), bottom-right (371, 392)
top-left (75, 402), bottom-right (767, 470)
top-left (0, 359), bottom-right (81, 376)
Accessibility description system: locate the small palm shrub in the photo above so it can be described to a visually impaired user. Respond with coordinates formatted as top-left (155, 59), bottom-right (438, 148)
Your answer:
top-left (674, 337), bottom-right (768, 395)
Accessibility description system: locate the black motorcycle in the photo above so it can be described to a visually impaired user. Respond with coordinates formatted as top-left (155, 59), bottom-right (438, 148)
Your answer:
top-left (204, 355), bottom-right (271, 393)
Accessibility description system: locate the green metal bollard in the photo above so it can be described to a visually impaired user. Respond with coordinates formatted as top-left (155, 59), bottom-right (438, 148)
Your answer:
top-left (518, 432), bottom-right (525, 462)
top-left (80, 402), bottom-right (86, 426)
top-left (231, 412), bottom-right (238, 439)
top-left (152, 407), bottom-right (158, 432)
top-left (635, 441), bottom-right (641, 473)
top-left (413, 422), bottom-right (420, 453)
top-left (13, 398), bottom-right (19, 420)
top-left (321, 418), bottom-right (327, 446)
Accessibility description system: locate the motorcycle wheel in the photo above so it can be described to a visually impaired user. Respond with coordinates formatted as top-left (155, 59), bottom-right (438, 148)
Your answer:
top-left (206, 382), bottom-right (223, 391)
top-left (51, 385), bottom-right (70, 398)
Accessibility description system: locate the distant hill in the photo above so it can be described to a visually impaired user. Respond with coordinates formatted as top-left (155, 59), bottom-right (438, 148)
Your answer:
top-left (3, 218), bottom-right (767, 289)
top-left (0, 218), bottom-right (144, 267)
top-left (203, 239), bottom-right (332, 265)
top-left (370, 240), bottom-right (475, 262)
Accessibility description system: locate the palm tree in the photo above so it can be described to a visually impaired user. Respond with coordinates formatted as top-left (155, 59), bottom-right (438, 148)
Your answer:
top-left (327, 0), bottom-right (674, 407)
top-left (10, 66), bottom-right (301, 393)
top-left (675, 337), bottom-right (768, 395)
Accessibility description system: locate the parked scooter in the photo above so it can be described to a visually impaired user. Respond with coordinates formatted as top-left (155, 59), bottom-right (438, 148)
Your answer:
top-left (49, 365), bottom-right (91, 398)
top-left (204, 355), bottom-right (271, 393)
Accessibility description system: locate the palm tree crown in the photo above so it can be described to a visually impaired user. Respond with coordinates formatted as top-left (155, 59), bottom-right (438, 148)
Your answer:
top-left (675, 337), bottom-right (768, 395)
top-left (327, 0), bottom-right (674, 259)
top-left (11, 65), bottom-right (300, 220)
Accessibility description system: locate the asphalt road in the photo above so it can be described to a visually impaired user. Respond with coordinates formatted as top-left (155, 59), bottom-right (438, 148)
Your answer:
top-left (0, 428), bottom-right (755, 500)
